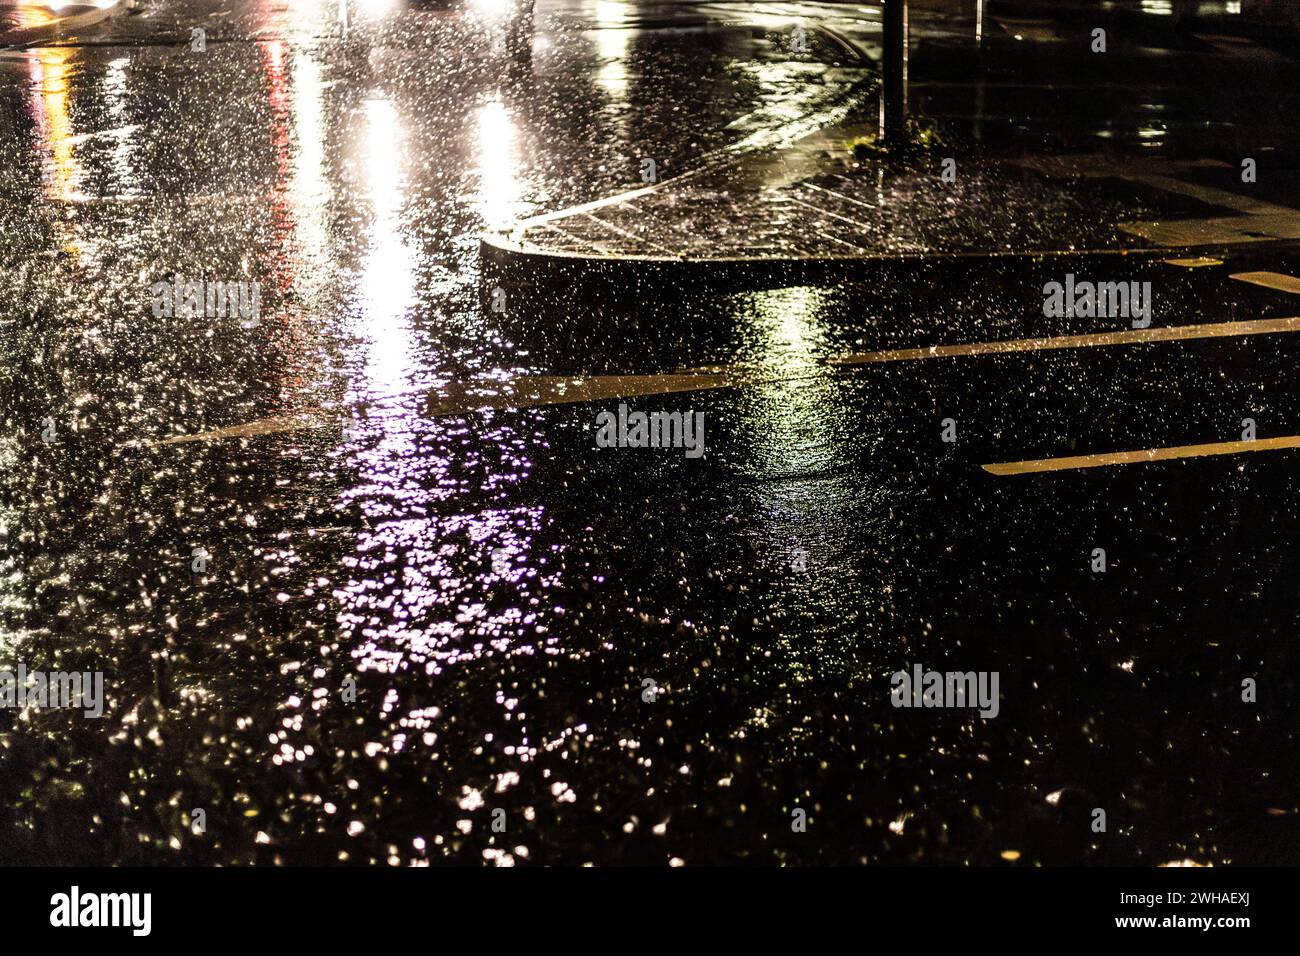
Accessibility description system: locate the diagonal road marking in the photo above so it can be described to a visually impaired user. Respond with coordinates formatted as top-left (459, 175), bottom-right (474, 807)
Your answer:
top-left (983, 435), bottom-right (1300, 476)
top-left (830, 316), bottom-right (1300, 365)
top-left (153, 315), bottom-right (1300, 446)
top-left (1229, 271), bottom-right (1300, 294)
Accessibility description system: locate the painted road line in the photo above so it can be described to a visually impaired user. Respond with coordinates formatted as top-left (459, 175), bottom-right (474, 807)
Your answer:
top-left (983, 435), bottom-right (1300, 476)
top-left (158, 412), bottom-right (327, 445)
top-left (155, 317), bottom-right (1300, 446)
top-left (422, 371), bottom-right (751, 417)
top-left (1164, 257), bottom-right (1224, 268)
top-left (152, 370), bottom-right (774, 446)
top-left (1229, 271), bottom-right (1300, 294)
top-left (829, 316), bottom-right (1300, 365)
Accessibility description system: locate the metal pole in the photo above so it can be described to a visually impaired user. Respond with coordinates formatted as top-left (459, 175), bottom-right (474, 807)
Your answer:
top-left (881, 0), bottom-right (909, 144)
top-left (974, 0), bottom-right (985, 142)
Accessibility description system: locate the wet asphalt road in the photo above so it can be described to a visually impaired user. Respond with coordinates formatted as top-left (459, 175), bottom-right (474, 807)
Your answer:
top-left (2, 0), bottom-right (1300, 866)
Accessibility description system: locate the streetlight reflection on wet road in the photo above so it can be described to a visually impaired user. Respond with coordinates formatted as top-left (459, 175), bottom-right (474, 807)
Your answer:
top-left (2, 0), bottom-right (1300, 885)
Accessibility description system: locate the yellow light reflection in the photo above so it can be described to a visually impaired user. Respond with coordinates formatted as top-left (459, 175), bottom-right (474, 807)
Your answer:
top-left (734, 286), bottom-right (837, 591)
top-left (29, 47), bottom-right (82, 203)
top-left (734, 286), bottom-right (832, 463)
top-left (747, 285), bottom-right (824, 371)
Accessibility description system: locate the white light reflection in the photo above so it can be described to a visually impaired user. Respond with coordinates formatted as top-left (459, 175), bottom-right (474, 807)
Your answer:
top-left (594, 0), bottom-right (630, 95)
top-left (356, 0), bottom-right (399, 20)
top-left (100, 57), bottom-right (137, 198)
top-left (477, 98), bottom-right (523, 231)
top-left (357, 98), bottom-right (417, 397)
top-left (288, 50), bottom-right (332, 301)
top-left (588, 0), bottom-right (634, 146)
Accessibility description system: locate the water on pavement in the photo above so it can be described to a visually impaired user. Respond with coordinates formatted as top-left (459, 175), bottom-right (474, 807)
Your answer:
top-left (1, 0), bottom-right (1299, 865)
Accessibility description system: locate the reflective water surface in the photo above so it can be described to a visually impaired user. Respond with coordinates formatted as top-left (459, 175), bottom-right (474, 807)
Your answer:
top-left (2, 0), bottom-right (1300, 865)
